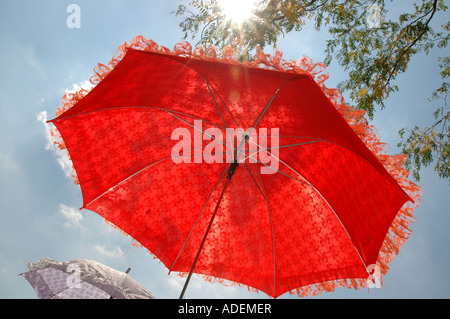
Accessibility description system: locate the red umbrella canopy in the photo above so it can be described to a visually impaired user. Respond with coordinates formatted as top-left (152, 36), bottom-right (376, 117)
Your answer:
top-left (49, 36), bottom-right (422, 298)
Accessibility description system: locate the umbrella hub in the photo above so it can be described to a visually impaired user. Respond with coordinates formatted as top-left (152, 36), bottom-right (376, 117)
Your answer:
top-left (227, 160), bottom-right (239, 180)
top-left (227, 134), bottom-right (249, 180)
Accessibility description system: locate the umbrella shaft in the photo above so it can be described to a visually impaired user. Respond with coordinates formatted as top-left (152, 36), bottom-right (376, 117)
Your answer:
top-left (179, 178), bottom-right (231, 299)
top-left (226, 134), bottom-right (248, 180)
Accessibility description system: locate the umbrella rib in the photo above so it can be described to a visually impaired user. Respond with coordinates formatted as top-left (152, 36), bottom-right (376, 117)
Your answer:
top-left (246, 139), bottom-right (313, 187)
top-left (248, 141), bottom-right (370, 273)
top-left (241, 141), bottom-right (321, 159)
top-left (169, 164), bottom-right (229, 273)
top-left (302, 182), bottom-right (371, 274)
top-left (206, 84), bottom-right (243, 155)
top-left (199, 81), bottom-right (238, 154)
top-left (166, 111), bottom-right (232, 150)
top-left (243, 161), bottom-right (268, 202)
top-left (82, 156), bottom-right (172, 208)
top-left (164, 108), bottom-right (227, 130)
top-left (50, 106), bottom-right (227, 131)
top-left (248, 157), bottom-right (311, 187)
top-left (250, 78), bottom-right (298, 130)
top-left (251, 135), bottom-right (408, 197)
top-left (207, 83), bottom-right (241, 129)
top-left (256, 164), bottom-right (276, 297)
top-left (46, 281), bottom-right (86, 299)
top-left (204, 80), bottom-right (229, 130)
top-left (204, 81), bottom-right (250, 160)
top-left (176, 61), bottom-right (241, 129)
top-left (268, 141), bottom-right (321, 149)
top-left (251, 88), bottom-right (280, 130)
top-left (194, 71), bottom-right (243, 154)
top-left (82, 145), bottom-right (213, 209)
top-left (242, 138), bottom-right (311, 186)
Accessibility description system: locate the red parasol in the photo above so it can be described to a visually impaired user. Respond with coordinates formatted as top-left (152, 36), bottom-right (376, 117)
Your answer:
top-left (48, 36), bottom-right (421, 298)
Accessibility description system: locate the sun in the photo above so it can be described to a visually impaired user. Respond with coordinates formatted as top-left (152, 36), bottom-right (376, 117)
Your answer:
top-left (217, 0), bottom-right (257, 24)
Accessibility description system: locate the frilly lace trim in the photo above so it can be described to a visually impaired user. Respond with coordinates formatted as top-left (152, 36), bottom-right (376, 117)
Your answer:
top-left (24, 257), bottom-right (117, 288)
top-left (25, 257), bottom-right (59, 272)
top-left (24, 257), bottom-right (155, 299)
top-left (51, 35), bottom-right (422, 298)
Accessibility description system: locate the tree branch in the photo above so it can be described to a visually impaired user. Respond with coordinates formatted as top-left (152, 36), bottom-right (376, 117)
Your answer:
top-left (385, 0), bottom-right (438, 86)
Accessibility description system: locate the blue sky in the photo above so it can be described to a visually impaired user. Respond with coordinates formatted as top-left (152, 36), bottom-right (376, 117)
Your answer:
top-left (0, 0), bottom-right (449, 299)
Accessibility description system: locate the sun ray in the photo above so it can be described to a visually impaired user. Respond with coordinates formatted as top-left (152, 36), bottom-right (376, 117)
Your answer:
top-left (217, 0), bottom-right (257, 24)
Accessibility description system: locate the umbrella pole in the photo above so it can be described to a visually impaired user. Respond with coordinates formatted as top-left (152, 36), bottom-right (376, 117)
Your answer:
top-left (179, 176), bottom-right (232, 299)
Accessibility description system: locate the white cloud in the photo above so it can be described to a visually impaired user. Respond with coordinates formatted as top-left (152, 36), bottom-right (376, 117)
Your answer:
top-left (64, 80), bottom-right (94, 94)
top-left (36, 111), bottom-right (74, 178)
top-left (36, 80), bottom-right (93, 181)
top-left (93, 245), bottom-right (124, 259)
top-left (36, 111), bottom-right (53, 151)
top-left (59, 204), bottom-right (83, 228)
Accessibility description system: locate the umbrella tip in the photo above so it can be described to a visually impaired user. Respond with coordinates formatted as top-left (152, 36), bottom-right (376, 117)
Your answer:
top-left (125, 267), bottom-right (131, 274)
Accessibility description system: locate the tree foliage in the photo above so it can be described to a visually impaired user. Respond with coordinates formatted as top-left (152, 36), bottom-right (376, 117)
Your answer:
top-left (173, 0), bottom-right (449, 182)
top-left (398, 55), bottom-right (449, 181)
